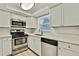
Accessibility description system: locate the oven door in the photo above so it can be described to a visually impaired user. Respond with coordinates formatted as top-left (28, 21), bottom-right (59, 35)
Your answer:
top-left (13, 37), bottom-right (27, 50)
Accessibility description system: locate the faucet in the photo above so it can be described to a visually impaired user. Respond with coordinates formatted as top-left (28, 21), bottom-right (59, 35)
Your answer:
top-left (41, 31), bottom-right (43, 36)
top-left (39, 29), bottom-right (43, 36)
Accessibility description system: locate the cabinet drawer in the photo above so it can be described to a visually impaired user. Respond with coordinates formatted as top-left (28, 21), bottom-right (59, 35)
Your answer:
top-left (58, 41), bottom-right (71, 48)
top-left (70, 44), bottom-right (79, 53)
top-left (58, 41), bottom-right (79, 52)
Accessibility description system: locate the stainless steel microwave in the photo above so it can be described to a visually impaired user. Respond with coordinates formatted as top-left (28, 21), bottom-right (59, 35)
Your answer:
top-left (11, 18), bottom-right (26, 28)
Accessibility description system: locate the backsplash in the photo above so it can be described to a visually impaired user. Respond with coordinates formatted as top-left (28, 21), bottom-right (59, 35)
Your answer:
top-left (25, 28), bottom-right (36, 33)
top-left (54, 27), bottom-right (79, 35)
top-left (43, 26), bottom-right (79, 37)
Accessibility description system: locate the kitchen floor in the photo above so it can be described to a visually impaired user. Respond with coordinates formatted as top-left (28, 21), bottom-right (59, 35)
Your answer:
top-left (15, 49), bottom-right (37, 56)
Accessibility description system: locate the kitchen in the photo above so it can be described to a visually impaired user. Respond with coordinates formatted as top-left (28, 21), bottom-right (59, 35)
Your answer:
top-left (0, 3), bottom-right (79, 56)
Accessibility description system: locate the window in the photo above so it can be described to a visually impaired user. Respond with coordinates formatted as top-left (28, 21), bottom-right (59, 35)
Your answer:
top-left (39, 15), bottom-right (51, 32)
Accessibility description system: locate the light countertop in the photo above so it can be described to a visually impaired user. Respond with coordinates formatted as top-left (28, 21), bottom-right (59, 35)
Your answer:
top-left (26, 32), bottom-right (79, 45)
top-left (41, 35), bottom-right (79, 45)
top-left (0, 34), bottom-right (12, 38)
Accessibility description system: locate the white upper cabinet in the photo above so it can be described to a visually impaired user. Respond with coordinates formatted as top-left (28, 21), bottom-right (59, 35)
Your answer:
top-left (0, 4), bottom-right (6, 9)
top-left (0, 10), bottom-right (11, 27)
top-left (50, 4), bottom-right (63, 27)
top-left (11, 13), bottom-right (26, 21)
top-left (50, 3), bottom-right (79, 27)
top-left (63, 4), bottom-right (79, 26)
top-left (26, 17), bottom-right (37, 28)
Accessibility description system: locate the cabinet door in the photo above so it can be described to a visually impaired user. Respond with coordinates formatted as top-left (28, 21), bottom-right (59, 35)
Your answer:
top-left (11, 14), bottom-right (21, 20)
top-left (3, 38), bottom-right (12, 56)
top-left (27, 36), bottom-right (34, 50)
top-left (11, 13), bottom-right (26, 21)
top-left (26, 17), bottom-right (37, 28)
top-left (31, 17), bottom-right (37, 28)
top-left (58, 47), bottom-right (79, 56)
top-left (0, 39), bottom-right (2, 56)
top-left (0, 10), bottom-right (11, 27)
top-left (34, 37), bottom-right (41, 55)
top-left (50, 4), bottom-right (63, 27)
top-left (26, 17), bottom-right (31, 28)
top-left (63, 4), bottom-right (79, 26)
top-left (27, 36), bottom-right (41, 55)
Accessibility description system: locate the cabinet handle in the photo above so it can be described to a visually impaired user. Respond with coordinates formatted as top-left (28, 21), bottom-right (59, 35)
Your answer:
top-left (68, 45), bottom-right (71, 48)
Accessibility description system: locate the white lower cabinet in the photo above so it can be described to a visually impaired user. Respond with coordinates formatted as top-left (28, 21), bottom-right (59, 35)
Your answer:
top-left (0, 39), bottom-right (2, 56)
top-left (34, 37), bottom-right (41, 55)
top-left (27, 36), bottom-right (34, 51)
top-left (58, 41), bottom-right (79, 56)
top-left (0, 37), bottom-right (12, 56)
top-left (27, 35), bottom-right (41, 55)
top-left (58, 47), bottom-right (79, 56)
top-left (50, 4), bottom-right (79, 27)
top-left (3, 37), bottom-right (12, 56)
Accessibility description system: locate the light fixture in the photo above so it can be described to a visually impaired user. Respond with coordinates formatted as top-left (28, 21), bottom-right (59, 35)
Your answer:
top-left (20, 3), bottom-right (34, 10)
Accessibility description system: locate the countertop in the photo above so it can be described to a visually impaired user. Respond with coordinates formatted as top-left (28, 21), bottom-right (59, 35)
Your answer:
top-left (0, 34), bottom-right (12, 38)
top-left (26, 32), bottom-right (79, 45)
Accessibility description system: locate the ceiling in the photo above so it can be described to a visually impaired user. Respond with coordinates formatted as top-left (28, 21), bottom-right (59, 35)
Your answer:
top-left (6, 3), bottom-right (58, 14)
top-left (23, 3), bottom-right (58, 14)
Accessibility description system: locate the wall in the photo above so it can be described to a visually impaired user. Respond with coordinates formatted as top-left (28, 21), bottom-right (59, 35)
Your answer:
top-left (25, 28), bottom-right (37, 34)
top-left (43, 26), bottom-right (79, 38)
top-left (36, 15), bottom-right (79, 38)
top-left (0, 27), bottom-right (10, 35)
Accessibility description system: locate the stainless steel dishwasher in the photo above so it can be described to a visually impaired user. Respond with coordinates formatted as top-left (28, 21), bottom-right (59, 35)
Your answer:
top-left (41, 37), bottom-right (58, 56)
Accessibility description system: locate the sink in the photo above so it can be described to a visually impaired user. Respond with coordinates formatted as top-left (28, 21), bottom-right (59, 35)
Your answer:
top-left (35, 34), bottom-right (42, 36)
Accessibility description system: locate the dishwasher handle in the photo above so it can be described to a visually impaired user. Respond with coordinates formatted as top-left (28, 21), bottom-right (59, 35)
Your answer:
top-left (41, 38), bottom-right (58, 46)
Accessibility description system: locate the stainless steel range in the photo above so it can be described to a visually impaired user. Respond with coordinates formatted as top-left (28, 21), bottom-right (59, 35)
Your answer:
top-left (11, 28), bottom-right (28, 55)
top-left (10, 18), bottom-right (28, 55)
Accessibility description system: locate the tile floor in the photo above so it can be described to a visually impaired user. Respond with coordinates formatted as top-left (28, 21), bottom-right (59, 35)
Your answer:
top-left (15, 49), bottom-right (37, 56)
